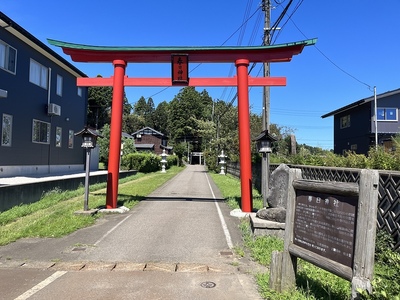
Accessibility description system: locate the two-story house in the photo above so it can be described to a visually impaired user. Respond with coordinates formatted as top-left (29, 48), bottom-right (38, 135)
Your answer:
top-left (0, 12), bottom-right (88, 177)
top-left (131, 127), bottom-right (171, 155)
top-left (322, 88), bottom-right (400, 155)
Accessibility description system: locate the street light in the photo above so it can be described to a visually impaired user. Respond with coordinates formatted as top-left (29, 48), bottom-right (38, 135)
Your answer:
top-left (254, 130), bottom-right (277, 208)
top-left (75, 126), bottom-right (102, 211)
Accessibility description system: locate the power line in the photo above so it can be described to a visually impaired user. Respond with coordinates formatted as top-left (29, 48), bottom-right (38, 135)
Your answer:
top-left (271, 0), bottom-right (304, 44)
top-left (287, 11), bottom-right (373, 91)
top-left (145, 5), bottom-right (262, 101)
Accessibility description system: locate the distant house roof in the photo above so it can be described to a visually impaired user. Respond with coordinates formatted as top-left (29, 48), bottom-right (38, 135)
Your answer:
top-left (135, 144), bottom-right (154, 149)
top-left (161, 145), bottom-right (173, 150)
top-left (321, 88), bottom-right (400, 118)
top-left (122, 132), bottom-right (134, 139)
top-left (0, 12), bottom-right (86, 78)
top-left (132, 127), bottom-right (165, 137)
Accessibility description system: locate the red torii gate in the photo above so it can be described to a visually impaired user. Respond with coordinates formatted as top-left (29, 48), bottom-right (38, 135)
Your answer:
top-left (49, 38), bottom-right (315, 212)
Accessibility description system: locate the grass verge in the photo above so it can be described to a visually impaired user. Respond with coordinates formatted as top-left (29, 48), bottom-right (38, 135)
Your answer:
top-left (0, 166), bottom-right (183, 246)
top-left (209, 173), bottom-right (263, 210)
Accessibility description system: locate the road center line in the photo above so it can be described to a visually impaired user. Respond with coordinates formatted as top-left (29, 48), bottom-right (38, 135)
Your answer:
top-left (14, 271), bottom-right (67, 300)
top-left (205, 173), bottom-right (234, 249)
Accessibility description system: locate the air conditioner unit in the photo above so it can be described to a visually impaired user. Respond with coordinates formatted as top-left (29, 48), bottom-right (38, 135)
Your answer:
top-left (48, 103), bottom-right (61, 116)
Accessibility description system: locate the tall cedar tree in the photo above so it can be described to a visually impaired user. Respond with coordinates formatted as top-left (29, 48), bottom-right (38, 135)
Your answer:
top-left (167, 87), bottom-right (212, 142)
top-left (87, 76), bottom-right (131, 130)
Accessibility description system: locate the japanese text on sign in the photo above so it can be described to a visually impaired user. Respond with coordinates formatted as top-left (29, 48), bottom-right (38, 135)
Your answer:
top-left (172, 54), bottom-right (189, 85)
top-left (294, 190), bottom-right (357, 267)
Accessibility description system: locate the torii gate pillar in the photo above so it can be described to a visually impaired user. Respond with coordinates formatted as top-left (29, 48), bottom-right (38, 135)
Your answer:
top-left (236, 59), bottom-right (253, 212)
top-left (106, 60), bottom-right (127, 209)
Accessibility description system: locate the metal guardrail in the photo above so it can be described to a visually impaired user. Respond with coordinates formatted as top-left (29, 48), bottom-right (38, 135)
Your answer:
top-left (226, 162), bottom-right (400, 250)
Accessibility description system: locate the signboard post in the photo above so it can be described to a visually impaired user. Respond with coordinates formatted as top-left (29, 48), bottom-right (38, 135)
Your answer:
top-left (271, 169), bottom-right (379, 299)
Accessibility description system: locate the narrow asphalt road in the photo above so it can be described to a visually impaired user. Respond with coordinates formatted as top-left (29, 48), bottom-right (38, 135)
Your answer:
top-left (0, 165), bottom-right (263, 299)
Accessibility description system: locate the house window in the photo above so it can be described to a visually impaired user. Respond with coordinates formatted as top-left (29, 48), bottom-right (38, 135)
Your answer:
top-left (77, 87), bottom-right (82, 97)
top-left (32, 119), bottom-right (50, 144)
top-left (56, 75), bottom-right (63, 96)
top-left (68, 130), bottom-right (74, 148)
top-left (55, 127), bottom-right (62, 147)
top-left (377, 108), bottom-right (398, 121)
top-left (1, 114), bottom-right (12, 146)
top-left (0, 40), bottom-right (16, 74)
top-left (340, 115), bottom-right (351, 129)
top-left (29, 59), bottom-right (48, 89)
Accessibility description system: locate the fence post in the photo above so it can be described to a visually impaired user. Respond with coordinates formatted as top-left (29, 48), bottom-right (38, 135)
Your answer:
top-left (351, 169), bottom-right (379, 299)
top-left (280, 168), bottom-right (302, 291)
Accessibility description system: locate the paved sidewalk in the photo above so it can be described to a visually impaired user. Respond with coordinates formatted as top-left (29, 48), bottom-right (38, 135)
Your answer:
top-left (0, 165), bottom-right (263, 299)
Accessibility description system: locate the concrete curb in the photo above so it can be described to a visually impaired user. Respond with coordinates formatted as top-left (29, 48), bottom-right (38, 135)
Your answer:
top-left (98, 206), bottom-right (130, 214)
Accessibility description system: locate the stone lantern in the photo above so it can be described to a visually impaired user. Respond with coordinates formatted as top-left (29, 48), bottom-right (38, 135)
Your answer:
top-left (75, 126), bottom-right (102, 211)
top-left (218, 150), bottom-right (227, 175)
top-left (160, 149), bottom-right (167, 173)
top-left (254, 130), bottom-right (277, 208)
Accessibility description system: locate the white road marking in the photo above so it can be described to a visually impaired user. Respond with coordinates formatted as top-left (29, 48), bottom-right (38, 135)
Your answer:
top-left (14, 271), bottom-right (67, 300)
top-left (94, 214), bottom-right (132, 246)
top-left (205, 173), bottom-right (234, 249)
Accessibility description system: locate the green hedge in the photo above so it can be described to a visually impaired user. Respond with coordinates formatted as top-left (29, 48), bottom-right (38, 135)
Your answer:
top-left (121, 152), bottom-right (178, 173)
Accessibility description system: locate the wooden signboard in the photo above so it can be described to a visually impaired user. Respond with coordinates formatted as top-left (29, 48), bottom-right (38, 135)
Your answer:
top-left (294, 190), bottom-right (357, 268)
top-left (270, 168), bottom-right (379, 299)
top-left (171, 54), bottom-right (189, 85)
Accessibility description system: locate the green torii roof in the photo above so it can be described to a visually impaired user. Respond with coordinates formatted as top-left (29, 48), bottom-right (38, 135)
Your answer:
top-left (48, 38), bottom-right (316, 63)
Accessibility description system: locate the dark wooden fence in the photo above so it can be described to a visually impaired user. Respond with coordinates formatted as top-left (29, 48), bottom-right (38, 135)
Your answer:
top-left (226, 162), bottom-right (400, 251)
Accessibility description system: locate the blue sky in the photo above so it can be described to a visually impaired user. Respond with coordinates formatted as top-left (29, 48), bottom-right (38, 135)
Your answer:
top-left (2, 1), bottom-right (400, 149)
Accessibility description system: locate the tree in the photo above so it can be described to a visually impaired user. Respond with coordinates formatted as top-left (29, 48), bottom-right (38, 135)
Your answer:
top-left (153, 101), bottom-right (169, 134)
top-left (145, 97), bottom-right (155, 127)
top-left (87, 77), bottom-right (113, 129)
top-left (173, 142), bottom-right (187, 166)
top-left (133, 96), bottom-right (148, 116)
top-left (123, 114), bottom-right (145, 134)
top-left (168, 87), bottom-right (212, 142)
top-left (132, 96), bottom-right (156, 128)
top-left (87, 75), bottom-right (131, 130)
top-left (97, 124), bottom-right (111, 167)
top-left (123, 95), bottom-right (132, 116)
top-left (121, 137), bottom-right (135, 155)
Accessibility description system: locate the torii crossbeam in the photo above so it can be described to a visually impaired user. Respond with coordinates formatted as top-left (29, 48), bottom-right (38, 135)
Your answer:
top-left (49, 38), bottom-right (316, 212)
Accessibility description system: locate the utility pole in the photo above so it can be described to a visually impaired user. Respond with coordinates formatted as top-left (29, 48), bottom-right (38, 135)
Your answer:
top-left (261, 0), bottom-right (271, 208)
top-left (262, 0), bottom-right (271, 130)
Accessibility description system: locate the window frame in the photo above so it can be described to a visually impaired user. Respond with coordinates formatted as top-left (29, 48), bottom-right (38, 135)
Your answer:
top-left (55, 127), bottom-right (62, 147)
top-left (77, 87), bottom-right (82, 97)
top-left (1, 114), bottom-right (13, 146)
top-left (32, 119), bottom-right (50, 144)
top-left (56, 74), bottom-right (63, 96)
top-left (340, 115), bottom-right (351, 129)
top-left (29, 59), bottom-right (48, 89)
top-left (377, 107), bottom-right (398, 121)
top-left (68, 130), bottom-right (74, 149)
top-left (0, 40), bottom-right (17, 74)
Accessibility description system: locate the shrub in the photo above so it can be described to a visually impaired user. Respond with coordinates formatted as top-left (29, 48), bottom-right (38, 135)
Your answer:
top-left (344, 151), bottom-right (369, 168)
top-left (358, 231), bottom-right (400, 299)
top-left (166, 154), bottom-right (178, 168)
top-left (367, 147), bottom-right (397, 170)
top-left (121, 152), bottom-right (161, 173)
